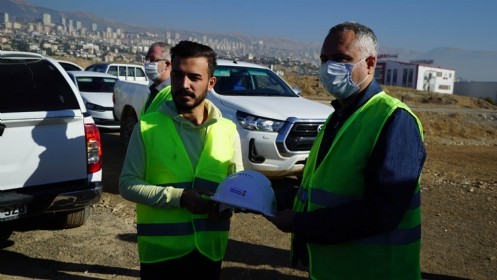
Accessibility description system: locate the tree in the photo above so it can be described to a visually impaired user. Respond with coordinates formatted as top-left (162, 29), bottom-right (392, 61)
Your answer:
top-left (12, 39), bottom-right (30, 52)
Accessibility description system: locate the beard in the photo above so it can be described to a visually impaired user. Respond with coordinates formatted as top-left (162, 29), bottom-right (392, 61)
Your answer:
top-left (173, 87), bottom-right (208, 112)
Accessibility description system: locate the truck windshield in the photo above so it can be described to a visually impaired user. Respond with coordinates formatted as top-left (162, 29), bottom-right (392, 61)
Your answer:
top-left (213, 66), bottom-right (298, 97)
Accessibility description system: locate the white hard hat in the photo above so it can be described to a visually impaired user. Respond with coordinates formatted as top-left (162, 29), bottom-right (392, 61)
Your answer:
top-left (211, 170), bottom-right (276, 217)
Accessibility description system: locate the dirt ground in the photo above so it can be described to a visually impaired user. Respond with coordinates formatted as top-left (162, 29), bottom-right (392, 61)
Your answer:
top-left (1, 90), bottom-right (496, 280)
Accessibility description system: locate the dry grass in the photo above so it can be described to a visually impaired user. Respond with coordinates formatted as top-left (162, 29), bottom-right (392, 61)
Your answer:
top-left (284, 73), bottom-right (497, 146)
top-left (284, 73), bottom-right (497, 110)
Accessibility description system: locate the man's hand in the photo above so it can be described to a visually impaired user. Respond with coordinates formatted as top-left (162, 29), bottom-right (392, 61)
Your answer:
top-left (180, 189), bottom-right (214, 214)
top-left (264, 209), bottom-right (295, 233)
top-left (208, 204), bottom-right (233, 221)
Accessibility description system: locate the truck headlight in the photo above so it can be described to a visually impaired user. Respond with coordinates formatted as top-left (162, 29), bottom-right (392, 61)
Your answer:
top-left (236, 111), bottom-right (284, 132)
top-left (86, 102), bottom-right (105, 112)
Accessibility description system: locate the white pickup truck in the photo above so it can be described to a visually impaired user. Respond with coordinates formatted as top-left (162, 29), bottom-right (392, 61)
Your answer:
top-left (0, 51), bottom-right (103, 241)
top-left (113, 59), bottom-right (334, 178)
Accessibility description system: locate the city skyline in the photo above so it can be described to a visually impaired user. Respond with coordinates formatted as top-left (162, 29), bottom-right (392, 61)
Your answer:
top-left (25, 0), bottom-right (497, 53)
top-left (3, 0), bottom-right (497, 82)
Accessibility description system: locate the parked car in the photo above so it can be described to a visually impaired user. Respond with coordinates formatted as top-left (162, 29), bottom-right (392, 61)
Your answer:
top-left (0, 51), bottom-right (103, 241)
top-left (57, 60), bottom-right (84, 71)
top-left (85, 63), bottom-right (148, 85)
top-left (67, 71), bottom-right (120, 130)
top-left (113, 59), bottom-right (334, 178)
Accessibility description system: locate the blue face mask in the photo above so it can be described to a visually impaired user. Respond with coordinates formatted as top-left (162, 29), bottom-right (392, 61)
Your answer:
top-left (319, 59), bottom-right (368, 99)
top-left (144, 61), bottom-right (164, 81)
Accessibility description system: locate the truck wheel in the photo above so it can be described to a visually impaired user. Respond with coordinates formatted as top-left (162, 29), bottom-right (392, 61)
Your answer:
top-left (0, 227), bottom-right (13, 242)
top-left (120, 110), bottom-right (138, 147)
top-left (53, 207), bottom-right (90, 229)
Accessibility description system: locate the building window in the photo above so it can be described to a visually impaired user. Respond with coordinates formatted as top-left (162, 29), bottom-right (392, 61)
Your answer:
top-left (393, 69), bottom-right (398, 85)
top-left (408, 68), bottom-right (414, 87)
top-left (436, 72), bottom-right (442, 77)
top-left (402, 69), bottom-right (408, 87)
top-left (387, 69), bottom-right (392, 85)
top-left (374, 65), bottom-right (383, 83)
top-left (439, 85), bottom-right (450, 90)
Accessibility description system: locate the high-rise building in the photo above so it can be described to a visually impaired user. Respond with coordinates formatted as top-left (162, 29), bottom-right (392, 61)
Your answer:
top-left (42, 13), bottom-right (51, 25)
top-left (4, 12), bottom-right (9, 23)
top-left (92, 23), bottom-right (97, 32)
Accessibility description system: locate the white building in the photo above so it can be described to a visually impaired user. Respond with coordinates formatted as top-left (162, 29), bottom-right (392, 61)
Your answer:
top-left (375, 60), bottom-right (456, 94)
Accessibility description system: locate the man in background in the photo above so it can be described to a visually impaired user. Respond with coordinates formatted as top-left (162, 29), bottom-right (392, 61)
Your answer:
top-left (141, 41), bottom-right (172, 115)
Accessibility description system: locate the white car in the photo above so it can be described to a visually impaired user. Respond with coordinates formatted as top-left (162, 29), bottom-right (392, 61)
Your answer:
top-left (85, 63), bottom-right (149, 85)
top-left (67, 71), bottom-right (120, 130)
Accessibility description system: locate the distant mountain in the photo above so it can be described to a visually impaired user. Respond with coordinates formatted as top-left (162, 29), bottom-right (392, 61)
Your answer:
top-left (2, 0), bottom-right (496, 81)
top-left (0, 0), bottom-right (314, 51)
top-left (2, 0), bottom-right (142, 33)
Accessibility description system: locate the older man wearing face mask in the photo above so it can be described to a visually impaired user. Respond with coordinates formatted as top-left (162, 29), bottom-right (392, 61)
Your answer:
top-left (141, 41), bottom-right (172, 116)
top-left (266, 21), bottom-right (426, 280)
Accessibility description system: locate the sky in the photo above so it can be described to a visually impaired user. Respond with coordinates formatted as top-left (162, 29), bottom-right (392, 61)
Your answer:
top-left (26, 0), bottom-right (497, 53)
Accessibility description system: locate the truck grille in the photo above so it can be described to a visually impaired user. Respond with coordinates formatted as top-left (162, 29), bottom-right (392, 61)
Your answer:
top-left (284, 122), bottom-right (323, 152)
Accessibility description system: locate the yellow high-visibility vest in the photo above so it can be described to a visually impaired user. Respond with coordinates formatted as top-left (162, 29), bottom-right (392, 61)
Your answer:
top-left (294, 92), bottom-right (424, 279)
top-left (138, 111), bottom-right (236, 263)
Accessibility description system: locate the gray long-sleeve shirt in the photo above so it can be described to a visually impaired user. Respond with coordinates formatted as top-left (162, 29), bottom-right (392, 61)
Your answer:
top-left (119, 98), bottom-right (244, 209)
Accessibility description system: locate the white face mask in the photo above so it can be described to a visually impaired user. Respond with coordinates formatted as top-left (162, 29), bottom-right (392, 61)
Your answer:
top-left (144, 61), bottom-right (164, 81)
top-left (319, 59), bottom-right (368, 99)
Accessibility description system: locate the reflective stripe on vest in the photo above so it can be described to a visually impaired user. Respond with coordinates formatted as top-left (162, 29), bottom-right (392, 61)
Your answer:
top-left (296, 187), bottom-right (420, 210)
top-left (138, 219), bottom-right (230, 236)
top-left (138, 112), bottom-right (236, 263)
top-left (294, 92), bottom-right (424, 280)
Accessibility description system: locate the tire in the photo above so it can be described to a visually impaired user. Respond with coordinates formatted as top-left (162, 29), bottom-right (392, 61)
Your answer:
top-left (120, 109), bottom-right (138, 147)
top-left (54, 207), bottom-right (90, 229)
top-left (0, 226), bottom-right (13, 242)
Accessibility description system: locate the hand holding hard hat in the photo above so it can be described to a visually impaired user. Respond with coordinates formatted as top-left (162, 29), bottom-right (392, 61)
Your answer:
top-left (180, 188), bottom-right (215, 214)
top-left (211, 170), bottom-right (277, 217)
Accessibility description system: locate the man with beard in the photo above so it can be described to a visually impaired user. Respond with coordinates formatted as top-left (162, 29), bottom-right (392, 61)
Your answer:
top-left (119, 40), bottom-right (244, 280)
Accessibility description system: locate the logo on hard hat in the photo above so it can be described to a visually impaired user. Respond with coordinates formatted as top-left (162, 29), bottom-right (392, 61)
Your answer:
top-left (211, 170), bottom-right (276, 217)
top-left (229, 186), bottom-right (247, 196)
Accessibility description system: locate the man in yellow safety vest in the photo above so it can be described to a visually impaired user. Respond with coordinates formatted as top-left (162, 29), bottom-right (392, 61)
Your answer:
top-left (266, 21), bottom-right (426, 280)
top-left (120, 40), bottom-right (243, 280)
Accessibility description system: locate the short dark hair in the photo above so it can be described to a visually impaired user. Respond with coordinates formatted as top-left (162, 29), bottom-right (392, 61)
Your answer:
top-left (170, 40), bottom-right (217, 77)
